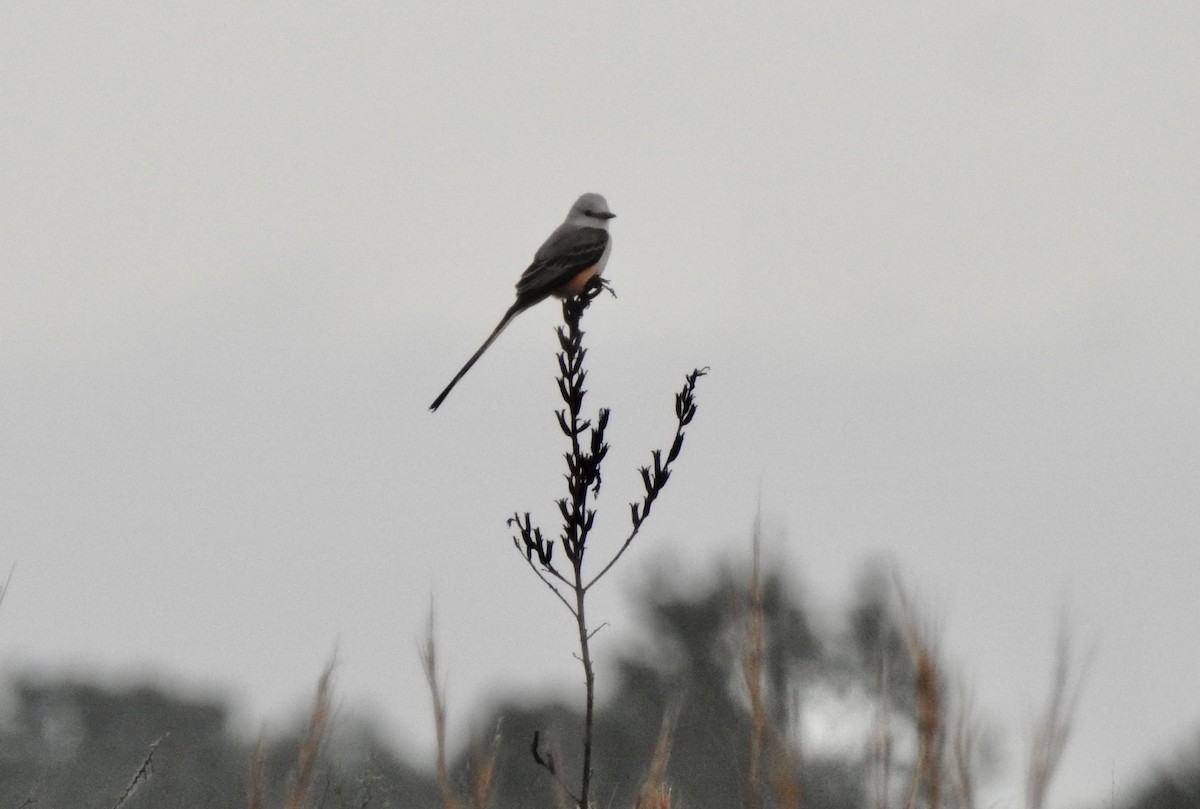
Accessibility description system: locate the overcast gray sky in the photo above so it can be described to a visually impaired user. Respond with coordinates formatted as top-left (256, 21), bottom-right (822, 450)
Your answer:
top-left (2, 3), bottom-right (1198, 806)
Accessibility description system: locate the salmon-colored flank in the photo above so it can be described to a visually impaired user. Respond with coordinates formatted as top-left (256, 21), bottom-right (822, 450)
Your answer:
top-left (553, 265), bottom-right (600, 298)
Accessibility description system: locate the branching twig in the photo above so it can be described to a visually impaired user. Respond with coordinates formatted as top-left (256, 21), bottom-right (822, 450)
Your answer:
top-left (16, 772), bottom-right (43, 809)
top-left (531, 730), bottom-right (581, 806)
top-left (585, 366), bottom-right (707, 592)
top-left (111, 733), bottom-right (167, 809)
top-left (509, 512), bottom-right (575, 614)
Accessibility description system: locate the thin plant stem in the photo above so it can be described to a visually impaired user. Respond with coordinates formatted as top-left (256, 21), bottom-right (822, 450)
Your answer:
top-left (745, 522), bottom-right (766, 809)
top-left (507, 280), bottom-right (706, 809)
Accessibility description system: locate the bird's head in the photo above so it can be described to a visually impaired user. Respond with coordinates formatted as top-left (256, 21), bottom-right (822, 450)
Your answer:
top-left (568, 193), bottom-right (616, 227)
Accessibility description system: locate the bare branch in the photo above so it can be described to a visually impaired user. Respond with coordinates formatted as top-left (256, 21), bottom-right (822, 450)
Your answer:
top-left (111, 733), bottom-right (168, 809)
top-left (585, 368), bottom-right (707, 591)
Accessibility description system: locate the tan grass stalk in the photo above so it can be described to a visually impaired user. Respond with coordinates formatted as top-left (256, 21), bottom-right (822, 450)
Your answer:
top-left (0, 564), bottom-right (14, 610)
top-left (950, 683), bottom-right (978, 809)
top-left (766, 725), bottom-right (803, 809)
top-left (894, 580), bottom-right (943, 809)
top-left (634, 705), bottom-right (681, 809)
top-left (284, 663), bottom-right (333, 809)
top-left (467, 726), bottom-right (501, 809)
top-left (1025, 625), bottom-right (1086, 809)
top-left (870, 653), bottom-right (894, 809)
top-left (907, 638), bottom-right (943, 809)
top-left (421, 609), bottom-right (462, 809)
top-left (742, 508), bottom-right (804, 809)
top-left (247, 738), bottom-right (266, 809)
top-left (743, 517), bottom-right (767, 809)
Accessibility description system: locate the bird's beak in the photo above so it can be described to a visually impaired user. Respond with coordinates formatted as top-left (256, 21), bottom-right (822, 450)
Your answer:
top-left (598, 211), bottom-right (616, 219)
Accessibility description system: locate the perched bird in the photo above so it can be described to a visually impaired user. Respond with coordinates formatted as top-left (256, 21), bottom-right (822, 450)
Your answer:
top-left (429, 193), bottom-right (616, 411)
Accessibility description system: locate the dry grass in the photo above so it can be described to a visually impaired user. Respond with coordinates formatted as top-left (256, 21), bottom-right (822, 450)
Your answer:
top-left (421, 610), bottom-right (457, 809)
top-left (1025, 623), bottom-right (1087, 809)
top-left (284, 663), bottom-right (333, 809)
top-left (742, 510), bottom-right (804, 809)
top-left (869, 652), bottom-right (896, 809)
top-left (950, 683), bottom-right (980, 809)
top-left (894, 579), bottom-right (1001, 809)
top-left (244, 662), bottom-right (333, 809)
top-left (744, 529), bottom-right (768, 809)
top-left (466, 728), bottom-right (500, 809)
top-left (867, 575), bottom-right (1086, 809)
top-left (245, 569), bottom-right (1075, 809)
top-left (902, 632), bottom-right (944, 809)
top-left (766, 728), bottom-right (804, 809)
top-left (422, 609), bottom-right (498, 809)
top-left (247, 739), bottom-right (267, 809)
top-left (634, 705), bottom-right (681, 809)
top-left (0, 564), bottom-right (13, 611)
top-left (893, 577), bottom-right (951, 809)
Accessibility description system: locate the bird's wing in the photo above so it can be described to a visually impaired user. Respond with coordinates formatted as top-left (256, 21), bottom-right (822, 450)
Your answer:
top-left (514, 226), bottom-right (609, 304)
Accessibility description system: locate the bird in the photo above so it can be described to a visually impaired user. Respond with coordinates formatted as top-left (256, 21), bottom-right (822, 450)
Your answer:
top-left (429, 192), bottom-right (616, 411)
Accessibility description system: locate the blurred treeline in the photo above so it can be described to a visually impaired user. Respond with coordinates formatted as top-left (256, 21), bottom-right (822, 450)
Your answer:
top-left (0, 562), bottom-right (1195, 809)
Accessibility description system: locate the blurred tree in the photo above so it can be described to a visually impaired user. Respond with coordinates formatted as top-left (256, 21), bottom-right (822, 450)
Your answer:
top-left (0, 679), bottom-right (244, 808)
top-left (847, 560), bottom-right (918, 715)
top-left (471, 563), bottom-right (895, 809)
top-left (0, 679), bottom-right (439, 809)
top-left (1121, 731), bottom-right (1200, 809)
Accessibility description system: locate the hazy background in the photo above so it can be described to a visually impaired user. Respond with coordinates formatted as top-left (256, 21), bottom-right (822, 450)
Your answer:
top-left (2, 3), bottom-right (1197, 806)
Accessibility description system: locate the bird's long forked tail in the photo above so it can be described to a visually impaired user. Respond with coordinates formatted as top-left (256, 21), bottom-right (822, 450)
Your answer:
top-left (429, 302), bottom-right (524, 411)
